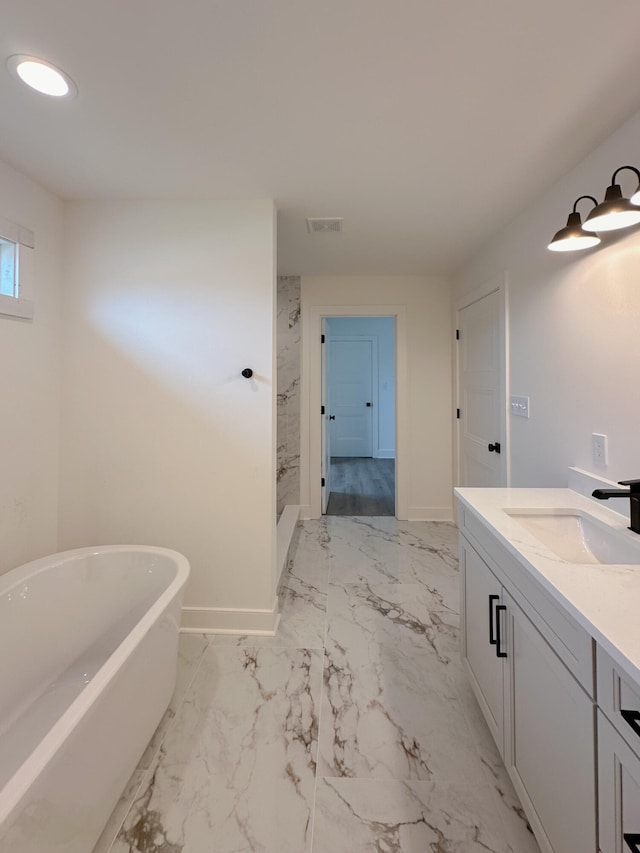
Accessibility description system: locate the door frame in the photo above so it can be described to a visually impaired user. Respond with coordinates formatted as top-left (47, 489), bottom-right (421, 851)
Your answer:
top-left (301, 304), bottom-right (407, 519)
top-left (454, 273), bottom-right (510, 488)
top-left (327, 334), bottom-right (379, 459)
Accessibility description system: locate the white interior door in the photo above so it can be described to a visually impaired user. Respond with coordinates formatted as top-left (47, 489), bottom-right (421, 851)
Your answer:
top-left (321, 320), bottom-right (330, 513)
top-left (328, 338), bottom-right (373, 458)
top-left (458, 289), bottom-right (503, 486)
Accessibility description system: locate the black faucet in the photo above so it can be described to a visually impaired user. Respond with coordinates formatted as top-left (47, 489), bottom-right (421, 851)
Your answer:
top-left (592, 479), bottom-right (640, 534)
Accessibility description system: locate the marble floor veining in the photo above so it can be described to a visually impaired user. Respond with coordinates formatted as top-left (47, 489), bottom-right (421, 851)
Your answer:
top-left (95, 517), bottom-right (541, 853)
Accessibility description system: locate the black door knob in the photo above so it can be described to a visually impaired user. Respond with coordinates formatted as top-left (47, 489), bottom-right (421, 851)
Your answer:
top-left (488, 442), bottom-right (501, 454)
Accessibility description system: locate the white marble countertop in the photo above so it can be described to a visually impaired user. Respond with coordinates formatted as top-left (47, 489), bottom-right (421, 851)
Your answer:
top-left (455, 486), bottom-right (640, 686)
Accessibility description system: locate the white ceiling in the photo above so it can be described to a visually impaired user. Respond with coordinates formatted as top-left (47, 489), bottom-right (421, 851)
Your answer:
top-left (2, 1), bottom-right (640, 276)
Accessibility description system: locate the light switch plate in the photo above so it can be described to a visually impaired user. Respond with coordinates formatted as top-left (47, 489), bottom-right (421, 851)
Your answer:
top-left (510, 395), bottom-right (530, 418)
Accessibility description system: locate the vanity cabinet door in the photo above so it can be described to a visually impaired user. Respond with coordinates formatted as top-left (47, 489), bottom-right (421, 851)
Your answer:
top-left (460, 537), bottom-right (504, 754)
top-left (503, 591), bottom-right (596, 853)
top-left (599, 709), bottom-right (640, 853)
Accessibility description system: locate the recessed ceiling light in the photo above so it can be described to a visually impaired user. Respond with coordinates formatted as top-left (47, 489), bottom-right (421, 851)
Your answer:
top-left (6, 54), bottom-right (77, 98)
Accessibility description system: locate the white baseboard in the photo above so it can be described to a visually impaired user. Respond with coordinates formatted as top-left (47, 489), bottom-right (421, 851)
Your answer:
top-left (407, 506), bottom-right (454, 522)
top-left (299, 503), bottom-right (313, 520)
top-left (181, 600), bottom-right (280, 635)
top-left (374, 449), bottom-right (396, 459)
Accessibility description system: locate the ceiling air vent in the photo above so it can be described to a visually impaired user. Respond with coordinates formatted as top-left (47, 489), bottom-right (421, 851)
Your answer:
top-left (306, 217), bottom-right (344, 234)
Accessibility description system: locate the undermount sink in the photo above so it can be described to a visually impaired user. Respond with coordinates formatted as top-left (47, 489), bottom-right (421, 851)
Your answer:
top-left (504, 509), bottom-right (640, 565)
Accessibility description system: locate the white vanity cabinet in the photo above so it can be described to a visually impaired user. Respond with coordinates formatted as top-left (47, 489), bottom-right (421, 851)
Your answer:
top-left (501, 589), bottom-right (595, 853)
top-left (460, 539), bottom-right (504, 750)
top-left (459, 519), bottom-right (597, 853)
top-left (597, 646), bottom-right (640, 852)
top-left (598, 710), bottom-right (640, 853)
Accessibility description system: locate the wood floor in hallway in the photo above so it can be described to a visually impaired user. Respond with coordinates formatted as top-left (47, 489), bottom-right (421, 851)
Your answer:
top-left (326, 456), bottom-right (395, 516)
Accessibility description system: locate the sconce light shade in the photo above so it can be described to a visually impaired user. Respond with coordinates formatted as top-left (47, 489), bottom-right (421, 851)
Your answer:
top-left (547, 196), bottom-right (601, 252)
top-left (583, 166), bottom-right (640, 232)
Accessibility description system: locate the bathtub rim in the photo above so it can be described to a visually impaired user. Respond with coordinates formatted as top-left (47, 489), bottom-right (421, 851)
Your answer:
top-left (0, 544), bottom-right (190, 826)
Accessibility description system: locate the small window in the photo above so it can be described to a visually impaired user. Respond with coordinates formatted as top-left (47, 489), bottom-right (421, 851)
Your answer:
top-left (0, 216), bottom-right (34, 319)
top-left (0, 236), bottom-right (18, 298)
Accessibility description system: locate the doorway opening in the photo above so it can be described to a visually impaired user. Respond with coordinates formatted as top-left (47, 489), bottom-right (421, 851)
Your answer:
top-left (322, 316), bottom-right (396, 516)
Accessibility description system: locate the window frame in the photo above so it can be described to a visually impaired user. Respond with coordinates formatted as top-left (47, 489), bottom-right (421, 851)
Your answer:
top-left (0, 215), bottom-right (34, 320)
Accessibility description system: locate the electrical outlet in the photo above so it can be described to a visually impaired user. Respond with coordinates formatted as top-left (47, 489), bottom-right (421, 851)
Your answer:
top-left (592, 433), bottom-right (608, 468)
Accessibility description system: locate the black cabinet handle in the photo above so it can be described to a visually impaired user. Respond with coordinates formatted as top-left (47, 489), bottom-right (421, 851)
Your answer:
top-left (624, 834), bottom-right (640, 851)
top-left (495, 605), bottom-right (507, 658)
top-left (488, 442), bottom-right (501, 454)
top-left (488, 595), bottom-right (499, 645)
top-left (621, 710), bottom-right (640, 738)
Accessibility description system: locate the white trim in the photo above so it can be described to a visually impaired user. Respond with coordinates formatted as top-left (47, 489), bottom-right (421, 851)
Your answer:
top-left (0, 293), bottom-right (34, 319)
top-left (302, 304), bottom-right (408, 519)
top-left (299, 503), bottom-right (313, 520)
top-left (375, 449), bottom-right (396, 459)
top-left (0, 216), bottom-right (35, 320)
top-left (454, 273), bottom-right (509, 488)
top-left (181, 600), bottom-right (280, 635)
top-left (407, 506), bottom-right (454, 522)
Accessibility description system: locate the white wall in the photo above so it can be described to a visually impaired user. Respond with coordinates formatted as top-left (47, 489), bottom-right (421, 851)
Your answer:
top-left (326, 315), bottom-right (396, 457)
top-left (0, 159), bottom-right (62, 573)
top-left (301, 276), bottom-right (452, 520)
top-left (60, 200), bottom-right (278, 632)
top-left (454, 108), bottom-right (640, 486)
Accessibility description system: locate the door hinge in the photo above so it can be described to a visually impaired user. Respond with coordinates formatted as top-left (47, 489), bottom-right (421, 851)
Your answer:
top-left (321, 477), bottom-right (326, 487)
top-left (456, 408), bottom-right (460, 419)
top-left (321, 405), bottom-right (325, 415)
top-left (321, 334), bottom-right (325, 343)
top-left (456, 329), bottom-right (460, 340)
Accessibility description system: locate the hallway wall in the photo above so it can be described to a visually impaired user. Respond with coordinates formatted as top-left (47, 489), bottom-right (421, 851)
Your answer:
top-left (0, 158), bottom-right (63, 574)
top-left (59, 200), bottom-right (278, 631)
top-left (454, 107), bottom-right (640, 486)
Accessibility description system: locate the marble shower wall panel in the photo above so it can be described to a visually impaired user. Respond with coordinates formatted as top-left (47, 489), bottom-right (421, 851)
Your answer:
top-left (277, 276), bottom-right (301, 515)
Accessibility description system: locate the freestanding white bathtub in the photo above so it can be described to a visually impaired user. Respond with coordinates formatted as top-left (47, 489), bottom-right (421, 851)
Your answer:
top-left (0, 545), bottom-right (190, 853)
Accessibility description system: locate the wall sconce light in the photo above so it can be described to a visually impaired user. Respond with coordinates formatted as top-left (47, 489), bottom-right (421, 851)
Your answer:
top-left (582, 166), bottom-right (640, 233)
top-left (547, 195), bottom-right (601, 252)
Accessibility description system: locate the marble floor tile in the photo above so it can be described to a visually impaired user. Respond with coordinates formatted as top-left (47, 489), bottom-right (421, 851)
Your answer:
top-left (312, 777), bottom-right (517, 853)
top-left (93, 634), bottom-right (210, 852)
top-left (92, 768), bottom-right (148, 853)
top-left (97, 516), bottom-right (540, 853)
top-left (456, 674), bottom-right (541, 853)
top-left (212, 556), bottom-right (328, 651)
top-left (211, 579), bottom-right (327, 649)
top-left (137, 632), bottom-right (211, 769)
top-left (324, 517), bottom-right (460, 609)
top-left (289, 520), bottom-right (333, 595)
top-left (110, 646), bottom-right (322, 853)
top-left (318, 582), bottom-right (485, 782)
top-left (212, 520), bottom-right (331, 650)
